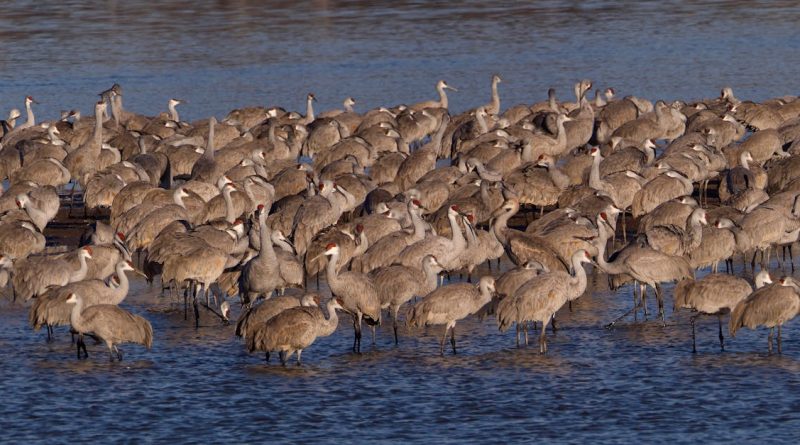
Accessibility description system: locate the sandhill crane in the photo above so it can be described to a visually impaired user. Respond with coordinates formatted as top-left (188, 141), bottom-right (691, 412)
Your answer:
top-left (504, 155), bottom-right (569, 213)
top-left (594, 212), bottom-right (694, 326)
top-left (0, 221), bottom-right (45, 259)
top-left (675, 270), bottom-right (771, 352)
top-left (496, 250), bottom-right (593, 352)
top-left (10, 158), bottom-right (71, 188)
top-left (352, 199), bottom-right (426, 273)
top-left (28, 260), bottom-right (140, 340)
top-left (63, 101), bottom-right (107, 186)
top-left (191, 116), bottom-right (220, 183)
top-left (14, 95), bottom-right (38, 131)
top-left (65, 293), bottom-right (153, 361)
top-left (408, 276), bottom-right (496, 355)
top-left (730, 276), bottom-right (800, 353)
top-left (12, 246), bottom-right (93, 301)
top-left (247, 297), bottom-right (344, 366)
top-left (15, 193), bottom-right (53, 232)
top-left (236, 293), bottom-right (318, 338)
top-left (490, 199), bottom-right (568, 272)
top-left (643, 207), bottom-right (707, 256)
top-left (396, 204), bottom-right (470, 272)
top-left (316, 242), bottom-right (381, 353)
top-left (410, 80), bottom-right (457, 111)
top-left (240, 205), bottom-right (284, 306)
top-left (632, 170), bottom-right (694, 218)
top-left (370, 255), bottom-right (443, 344)
top-left (482, 74), bottom-right (502, 115)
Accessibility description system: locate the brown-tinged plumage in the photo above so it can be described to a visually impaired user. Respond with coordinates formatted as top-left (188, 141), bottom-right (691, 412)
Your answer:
top-left (729, 276), bottom-right (800, 353)
top-left (247, 297), bottom-right (344, 366)
top-left (66, 292), bottom-right (153, 361)
top-left (408, 276), bottom-right (496, 355)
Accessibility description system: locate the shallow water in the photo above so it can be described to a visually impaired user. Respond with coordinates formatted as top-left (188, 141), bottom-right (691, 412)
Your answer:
top-left (3, 1), bottom-right (800, 443)
top-left (3, 262), bottom-right (800, 443)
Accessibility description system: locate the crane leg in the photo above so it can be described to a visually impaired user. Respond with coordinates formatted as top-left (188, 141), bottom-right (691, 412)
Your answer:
top-left (265, 352), bottom-right (270, 363)
top-left (718, 314), bottom-right (725, 351)
top-left (524, 322), bottom-right (529, 346)
top-left (778, 324), bottom-right (783, 354)
top-left (193, 286), bottom-right (200, 329)
top-left (655, 283), bottom-right (666, 326)
top-left (690, 314), bottom-right (699, 353)
top-left (392, 307), bottom-right (401, 345)
top-left (450, 324), bottom-right (456, 354)
top-left (370, 325), bottom-right (376, 347)
top-left (551, 315), bottom-right (558, 333)
top-left (47, 325), bottom-right (53, 342)
top-left (279, 350), bottom-right (287, 366)
top-left (539, 320), bottom-right (548, 354)
top-left (515, 324), bottom-right (520, 348)
top-left (296, 350), bottom-right (303, 366)
top-left (768, 327), bottom-right (774, 353)
top-left (621, 210), bottom-right (627, 244)
top-left (440, 326), bottom-right (448, 356)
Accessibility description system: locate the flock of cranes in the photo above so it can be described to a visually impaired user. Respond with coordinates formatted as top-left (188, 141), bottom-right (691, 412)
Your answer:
top-left (2, 76), bottom-right (800, 365)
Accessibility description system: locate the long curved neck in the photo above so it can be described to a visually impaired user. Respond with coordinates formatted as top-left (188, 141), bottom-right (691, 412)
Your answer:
top-left (258, 216), bottom-right (277, 262)
top-left (740, 154), bottom-right (750, 170)
top-left (422, 261), bottom-right (440, 293)
top-left (492, 209), bottom-right (514, 246)
top-left (223, 188), bottom-right (236, 224)
top-left (555, 118), bottom-right (568, 147)
top-left (594, 223), bottom-right (626, 274)
top-left (205, 121), bottom-right (216, 160)
top-left (448, 212), bottom-right (466, 251)
top-left (569, 256), bottom-right (588, 297)
top-left (168, 102), bottom-right (179, 122)
top-left (344, 100), bottom-right (354, 113)
top-left (490, 80), bottom-right (500, 112)
top-left (429, 119), bottom-right (448, 156)
top-left (306, 97), bottom-right (315, 122)
top-left (112, 95), bottom-right (123, 125)
top-left (111, 265), bottom-right (131, 304)
top-left (69, 254), bottom-right (90, 282)
top-left (69, 297), bottom-right (86, 332)
top-left (589, 154), bottom-right (603, 190)
top-left (410, 208), bottom-right (426, 241)
top-left (25, 101), bottom-right (35, 126)
top-left (317, 302), bottom-right (340, 337)
top-left (93, 107), bottom-right (104, 149)
top-left (437, 84), bottom-right (448, 108)
top-left (325, 251), bottom-right (341, 287)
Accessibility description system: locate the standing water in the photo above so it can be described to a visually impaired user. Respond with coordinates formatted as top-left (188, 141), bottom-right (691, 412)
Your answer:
top-left (2, 1), bottom-right (800, 443)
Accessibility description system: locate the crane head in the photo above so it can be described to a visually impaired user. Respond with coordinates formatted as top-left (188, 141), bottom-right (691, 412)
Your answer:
top-left (590, 146), bottom-right (600, 157)
top-left (82, 246), bottom-right (93, 259)
top-left (332, 297), bottom-right (345, 310)
top-left (65, 293), bottom-right (79, 304)
top-left (116, 232), bottom-right (126, 241)
top-left (355, 224), bottom-right (364, 234)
